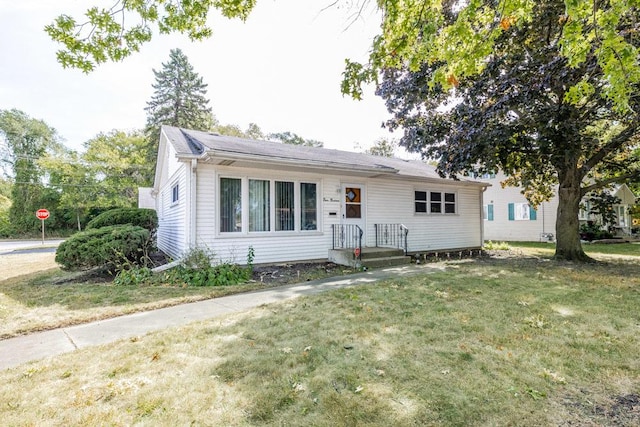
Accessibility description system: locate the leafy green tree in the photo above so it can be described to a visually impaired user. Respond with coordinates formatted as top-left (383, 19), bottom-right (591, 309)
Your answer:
top-left (268, 131), bottom-right (324, 148)
top-left (343, 1), bottom-right (640, 112)
top-left (47, 1), bottom-right (640, 111)
top-left (586, 191), bottom-right (623, 231)
top-left (212, 123), bottom-right (245, 138)
top-left (0, 109), bottom-right (60, 233)
top-left (211, 122), bottom-right (267, 139)
top-left (364, 137), bottom-right (397, 157)
top-left (0, 178), bottom-right (11, 236)
top-left (46, 1), bottom-right (257, 72)
top-left (373, 1), bottom-right (640, 262)
top-left (83, 130), bottom-right (153, 209)
top-left (244, 122), bottom-right (265, 139)
top-left (40, 146), bottom-right (94, 231)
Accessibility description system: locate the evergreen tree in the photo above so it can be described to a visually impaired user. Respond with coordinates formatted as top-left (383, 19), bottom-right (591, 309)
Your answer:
top-left (144, 48), bottom-right (214, 170)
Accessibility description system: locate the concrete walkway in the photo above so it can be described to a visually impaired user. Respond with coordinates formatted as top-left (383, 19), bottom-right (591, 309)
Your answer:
top-left (0, 264), bottom-right (440, 370)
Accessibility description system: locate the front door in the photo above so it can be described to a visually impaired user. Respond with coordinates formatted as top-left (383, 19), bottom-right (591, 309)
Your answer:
top-left (342, 184), bottom-right (366, 246)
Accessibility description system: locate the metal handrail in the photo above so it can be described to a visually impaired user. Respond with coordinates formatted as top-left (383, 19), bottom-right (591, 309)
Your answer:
top-left (375, 223), bottom-right (409, 254)
top-left (332, 224), bottom-right (363, 261)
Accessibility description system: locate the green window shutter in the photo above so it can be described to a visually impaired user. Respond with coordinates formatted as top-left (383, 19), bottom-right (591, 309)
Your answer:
top-left (508, 203), bottom-right (514, 221)
top-left (488, 204), bottom-right (494, 221)
top-left (530, 206), bottom-right (537, 221)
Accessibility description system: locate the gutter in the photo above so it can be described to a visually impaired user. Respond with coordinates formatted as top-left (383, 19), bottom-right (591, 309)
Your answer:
top-left (189, 158), bottom-right (197, 250)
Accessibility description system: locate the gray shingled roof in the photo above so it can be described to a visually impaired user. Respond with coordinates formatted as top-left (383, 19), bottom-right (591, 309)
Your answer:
top-left (161, 125), bottom-right (483, 184)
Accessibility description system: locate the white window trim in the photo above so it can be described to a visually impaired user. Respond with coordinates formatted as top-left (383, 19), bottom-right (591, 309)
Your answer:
top-left (170, 181), bottom-right (180, 206)
top-left (414, 189), bottom-right (458, 215)
top-left (514, 202), bottom-right (531, 221)
top-left (217, 175), bottom-right (321, 236)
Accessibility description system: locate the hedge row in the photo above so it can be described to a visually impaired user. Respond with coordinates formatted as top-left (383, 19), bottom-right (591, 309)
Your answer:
top-left (86, 208), bottom-right (157, 234)
top-left (55, 225), bottom-right (151, 271)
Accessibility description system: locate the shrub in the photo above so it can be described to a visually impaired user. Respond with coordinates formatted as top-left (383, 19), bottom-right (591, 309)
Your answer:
top-left (55, 225), bottom-right (151, 271)
top-left (483, 241), bottom-right (510, 250)
top-left (579, 221), bottom-right (614, 241)
top-left (163, 246), bottom-right (254, 287)
top-left (114, 267), bottom-right (154, 286)
top-left (86, 208), bottom-right (158, 235)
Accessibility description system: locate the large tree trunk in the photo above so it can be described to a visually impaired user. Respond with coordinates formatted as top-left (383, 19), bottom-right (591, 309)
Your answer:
top-left (554, 167), bottom-right (591, 262)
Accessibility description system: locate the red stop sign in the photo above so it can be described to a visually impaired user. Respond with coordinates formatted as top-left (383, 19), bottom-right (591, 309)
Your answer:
top-left (36, 209), bottom-right (50, 220)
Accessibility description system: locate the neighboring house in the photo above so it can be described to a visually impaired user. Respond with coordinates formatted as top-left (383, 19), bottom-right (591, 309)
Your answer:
top-left (579, 184), bottom-right (637, 235)
top-left (148, 125), bottom-right (489, 265)
top-left (477, 172), bottom-right (637, 242)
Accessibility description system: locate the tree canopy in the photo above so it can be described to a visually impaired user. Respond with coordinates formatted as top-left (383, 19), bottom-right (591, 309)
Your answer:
top-left (0, 109), bottom-right (61, 233)
top-left (45, 0), bottom-right (257, 73)
top-left (47, 1), bottom-right (640, 113)
top-left (375, 0), bottom-right (640, 261)
top-left (267, 131), bottom-right (324, 147)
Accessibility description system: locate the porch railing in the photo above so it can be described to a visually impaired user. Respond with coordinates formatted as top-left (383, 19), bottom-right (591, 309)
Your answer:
top-left (375, 223), bottom-right (409, 254)
top-left (332, 224), bottom-right (363, 261)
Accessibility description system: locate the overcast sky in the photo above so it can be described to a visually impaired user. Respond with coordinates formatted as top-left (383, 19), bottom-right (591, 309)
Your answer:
top-left (0, 0), bottom-right (399, 153)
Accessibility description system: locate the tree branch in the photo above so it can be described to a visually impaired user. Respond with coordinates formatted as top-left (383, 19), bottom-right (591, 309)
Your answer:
top-left (583, 121), bottom-right (640, 172)
top-left (581, 170), bottom-right (640, 195)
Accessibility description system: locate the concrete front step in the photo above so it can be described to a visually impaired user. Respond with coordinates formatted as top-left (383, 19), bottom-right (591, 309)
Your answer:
top-left (328, 247), bottom-right (410, 268)
top-left (359, 248), bottom-right (405, 260)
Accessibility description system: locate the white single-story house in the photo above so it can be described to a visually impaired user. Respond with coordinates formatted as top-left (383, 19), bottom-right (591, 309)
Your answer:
top-left (148, 125), bottom-right (490, 265)
top-left (477, 172), bottom-right (637, 242)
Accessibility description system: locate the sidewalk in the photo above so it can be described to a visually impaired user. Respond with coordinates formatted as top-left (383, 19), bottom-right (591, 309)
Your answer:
top-left (0, 264), bottom-right (438, 370)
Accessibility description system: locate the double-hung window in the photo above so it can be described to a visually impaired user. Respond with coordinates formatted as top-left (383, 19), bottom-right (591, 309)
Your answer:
top-left (300, 183), bottom-right (317, 230)
top-left (249, 179), bottom-right (270, 232)
top-left (219, 177), bottom-right (318, 233)
top-left (415, 191), bottom-right (427, 213)
top-left (220, 178), bottom-right (242, 232)
top-left (276, 181), bottom-right (295, 231)
top-left (171, 183), bottom-right (179, 204)
top-left (508, 202), bottom-right (537, 221)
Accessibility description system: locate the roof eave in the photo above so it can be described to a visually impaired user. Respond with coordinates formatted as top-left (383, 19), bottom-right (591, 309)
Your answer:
top-left (197, 150), bottom-right (400, 175)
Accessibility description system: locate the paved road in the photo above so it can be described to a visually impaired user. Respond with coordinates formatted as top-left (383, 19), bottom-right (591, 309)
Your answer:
top-left (0, 239), bottom-right (64, 255)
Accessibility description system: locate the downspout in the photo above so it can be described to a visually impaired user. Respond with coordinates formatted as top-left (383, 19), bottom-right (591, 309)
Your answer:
top-left (189, 159), bottom-right (198, 249)
top-left (480, 186), bottom-right (487, 247)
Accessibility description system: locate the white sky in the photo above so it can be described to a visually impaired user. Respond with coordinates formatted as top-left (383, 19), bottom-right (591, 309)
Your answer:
top-left (0, 0), bottom-right (398, 153)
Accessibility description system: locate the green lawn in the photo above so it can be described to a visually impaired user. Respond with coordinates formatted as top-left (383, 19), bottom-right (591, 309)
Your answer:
top-left (0, 255), bottom-right (352, 339)
top-left (1, 254), bottom-right (638, 426)
top-left (507, 241), bottom-right (640, 258)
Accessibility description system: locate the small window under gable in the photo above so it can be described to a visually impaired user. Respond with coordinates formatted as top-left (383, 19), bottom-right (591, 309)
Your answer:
top-left (171, 183), bottom-right (179, 204)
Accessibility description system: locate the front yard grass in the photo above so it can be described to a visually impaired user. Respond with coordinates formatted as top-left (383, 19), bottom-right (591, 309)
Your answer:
top-left (509, 240), bottom-right (640, 258)
top-left (0, 254), bottom-right (353, 339)
top-left (0, 253), bottom-right (638, 425)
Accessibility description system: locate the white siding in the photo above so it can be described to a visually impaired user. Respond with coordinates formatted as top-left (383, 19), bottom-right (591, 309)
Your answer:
top-left (195, 165), bottom-right (333, 265)
top-left (156, 163), bottom-right (188, 259)
top-left (367, 180), bottom-right (483, 252)
top-left (480, 173), bottom-right (558, 241)
top-left (192, 165), bottom-right (484, 264)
